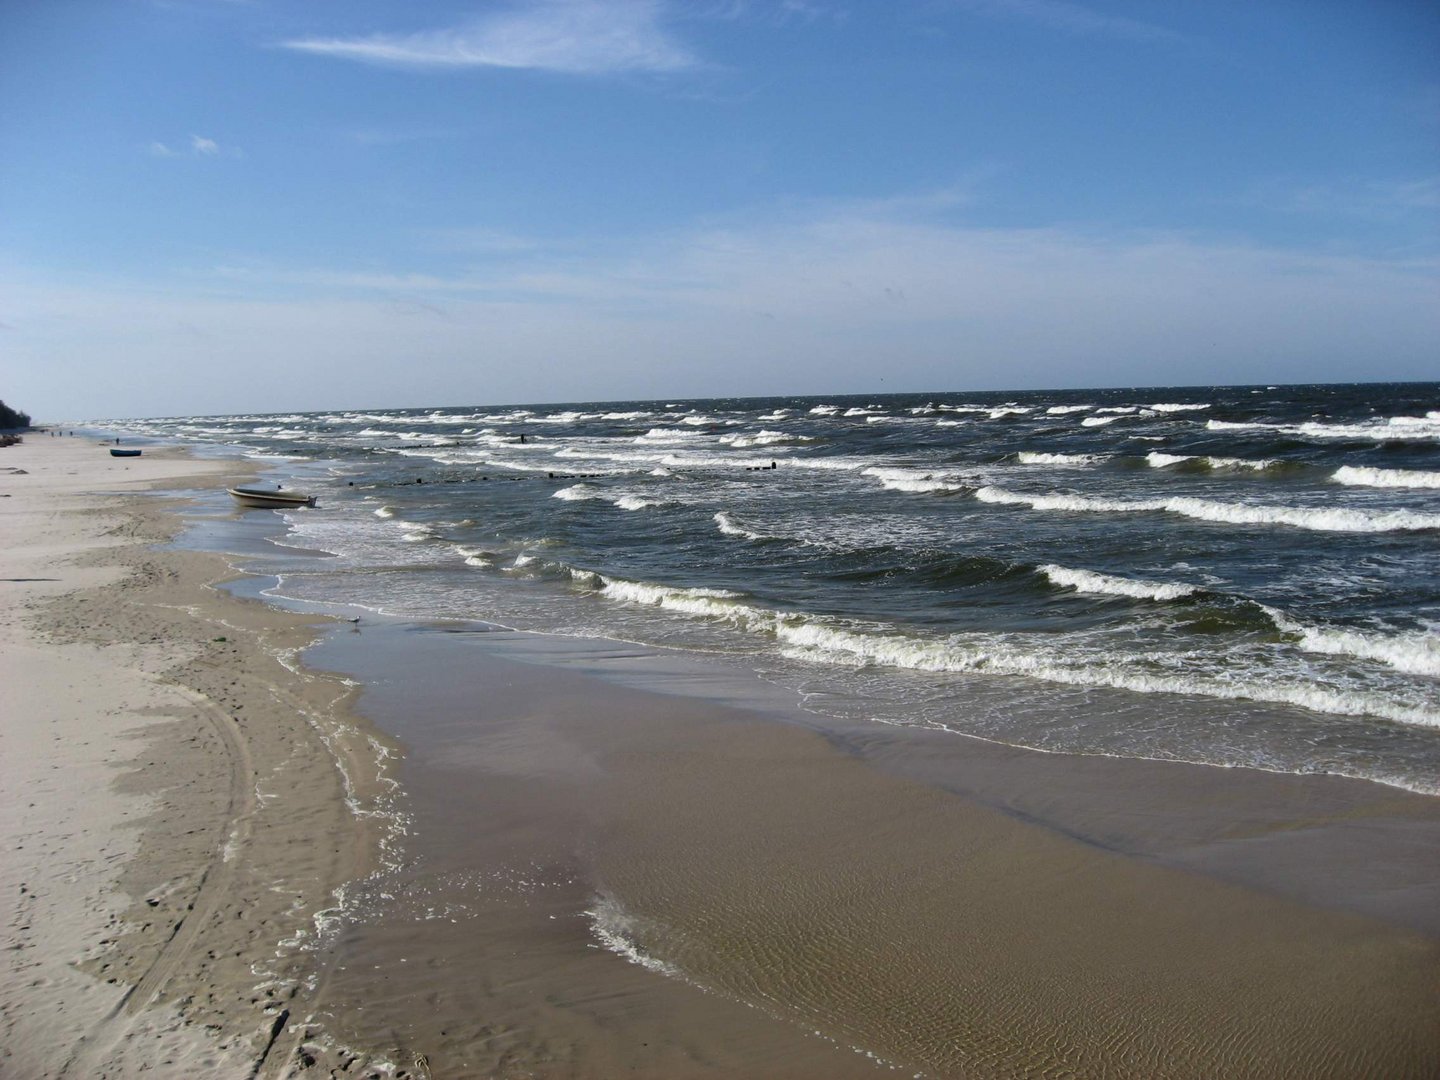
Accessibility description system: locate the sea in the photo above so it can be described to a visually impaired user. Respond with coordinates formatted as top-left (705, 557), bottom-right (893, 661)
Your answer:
top-left (116, 382), bottom-right (1440, 796)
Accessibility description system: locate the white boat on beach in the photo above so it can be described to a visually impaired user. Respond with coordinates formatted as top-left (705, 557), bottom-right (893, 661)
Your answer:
top-left (227, 486), bottom-right (318, 509)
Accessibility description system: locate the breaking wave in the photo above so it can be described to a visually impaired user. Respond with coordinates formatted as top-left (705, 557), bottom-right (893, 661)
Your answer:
top-left (1331, 466), bottom-right (1440, 489)
top-left (863, 467), bottom-right (968, 494)
top-left (1267, 610), bottom-right (1440, 678)
top-left (1145, 453), bottom-right (1278, 472)
top-left (974, 486), bottom-right (1440, 533)
top-left (1016, 451), bottom-right (1107, 466)
top-left (1040, 564), bottom-right (1199, 601)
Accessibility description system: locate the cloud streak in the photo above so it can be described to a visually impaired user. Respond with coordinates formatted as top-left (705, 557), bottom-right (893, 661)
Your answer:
top-left (149, 134), bottom-right (242, 158)
top-left (281, 0), bottom-right (697, 74)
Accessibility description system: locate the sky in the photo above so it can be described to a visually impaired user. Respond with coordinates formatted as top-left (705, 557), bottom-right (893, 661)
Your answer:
top-left (1, 0), bottom-right (1437, 420)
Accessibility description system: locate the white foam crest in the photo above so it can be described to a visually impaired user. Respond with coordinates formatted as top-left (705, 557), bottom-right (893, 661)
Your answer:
top-left (373, 506), bottom-right (396, 518)
top-left (757, 410), bottom-right (790, 421)
top-left (1205, 419), bottom-right (1266, 432)
top-left (552, 484), bottom-right (601, 501)
top-left (809, 404), bottom-right (840, 415)
top-left (1081, 415), bottom-right (1119, 426)
top-left (636, 427), bottom-right (707, 442)
top-left (773, 621), bottom-right (1439, 730)
top-left (987, 406), bottom-right (1032, 419)
top-left (879, 476), bottom-right (966, 493)
top-left (863, 467), bottom-right (967, 494)
top-left (1162, 496), bottom-right (1440, 532)
top-left (974, 486), bottom-right (1440, 533)
top-left (1045, 404), bottom-right (1094, 415)
top-left (1017, 451), bottom-right (1106, 466)
top-left (1208, 416), bottom-right (1440, 442)
top-left (723, 429), bottom-right (808, 448)
top-left (1096, 406), bottom-right (1140, 415)
top-left (657, 452), bottom-right (774, 469)
top-left (1147, 402), bottom-right (1211, 413)
top-left (1332, 466), bottom-right (1440, 489)
top-left (598, 577), bottom-right (757, 622)
top-left (585, 894), bottom-right (684, 979)
top-left (613, 494), bottom-right (663, 511)
top-left (527, 410), bottom-right (589, 423)
top-left (843, 407), bottom-right (876, 417)
top-left (714, 512), bottom-right (775, 542)
top-left (1040, 564), bottom-right (1198, 601)
top-left (1299, 419), bottom-right (1440, 440)
top-left (1267, 610), bottom-right (1440, 678)
top-left (784, 456), bottom-right (871, 471)
top-left (1145, 452), bottom-right (1276, 471)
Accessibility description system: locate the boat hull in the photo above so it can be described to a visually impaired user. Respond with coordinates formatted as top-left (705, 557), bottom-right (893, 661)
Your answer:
top-left (109, 448), bottom-right (142, 457)
top-left (227, 487), bottom-right (317, 509)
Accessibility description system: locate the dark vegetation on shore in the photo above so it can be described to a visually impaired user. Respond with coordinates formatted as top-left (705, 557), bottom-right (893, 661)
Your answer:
top-left (0, 400), bottom-right (32, 430)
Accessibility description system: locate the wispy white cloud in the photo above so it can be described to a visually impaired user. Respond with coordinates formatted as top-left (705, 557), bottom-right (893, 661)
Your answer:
top-left (281, 0), bottom-right (697, 75)
top-left (948, 0), bottom-right (1179, 42)
top-left (149, 133), bottom-right (242, 158)
top-left (1247, 175), bottom-right (1440, 220)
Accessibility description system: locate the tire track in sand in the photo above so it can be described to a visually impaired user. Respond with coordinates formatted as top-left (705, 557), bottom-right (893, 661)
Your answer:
top-left (57, 683), bottom-right (258, 1076)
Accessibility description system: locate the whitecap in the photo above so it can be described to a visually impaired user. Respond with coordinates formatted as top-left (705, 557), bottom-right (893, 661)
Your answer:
top-left (1017, 451), bottom-right (1106, 466)
top-left (552, 484), bottom-right (601, 501)
top-left (974, 486), bottom-right (1440, 533)
top-left (1266, 610), bottom-right (1440, 678)
top-left (1331, 465), bottom-right (1440, 489)
top-left (1040, 564), bottom-right (1198, 602)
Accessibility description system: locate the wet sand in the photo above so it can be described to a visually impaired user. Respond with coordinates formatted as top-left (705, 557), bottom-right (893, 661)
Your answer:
top-left (299, 624), bottom-right (1440, 1078)
top-left (3, 435), bottom-right (1438, 1078)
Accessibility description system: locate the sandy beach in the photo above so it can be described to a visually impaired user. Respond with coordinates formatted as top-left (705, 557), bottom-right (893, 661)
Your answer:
top-left (0, 438), bottom-right (395, 1077)
top-left (2, 434), bottom-right (1439, 1078)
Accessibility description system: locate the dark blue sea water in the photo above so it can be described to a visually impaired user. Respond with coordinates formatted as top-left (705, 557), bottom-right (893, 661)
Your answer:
top-left (120, 383), bottom-right (1440, 794)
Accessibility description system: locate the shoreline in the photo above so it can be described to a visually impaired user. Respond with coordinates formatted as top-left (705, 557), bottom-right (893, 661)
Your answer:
top-left (3, 434), bottom-right (1438, 1077)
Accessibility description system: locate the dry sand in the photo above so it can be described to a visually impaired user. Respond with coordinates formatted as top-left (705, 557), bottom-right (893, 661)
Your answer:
top-left (0, 438), bottom-right (396, 1078)
top-left (2, 435), bottom-right (1438, 1079)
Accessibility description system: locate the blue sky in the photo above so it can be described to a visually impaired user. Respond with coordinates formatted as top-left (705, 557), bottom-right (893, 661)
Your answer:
top-left (2, 0), bottom-right (1436, 419)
